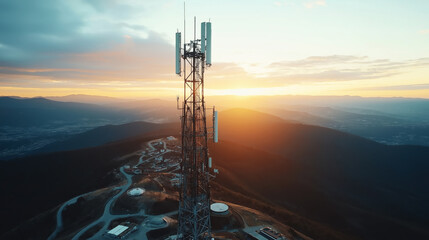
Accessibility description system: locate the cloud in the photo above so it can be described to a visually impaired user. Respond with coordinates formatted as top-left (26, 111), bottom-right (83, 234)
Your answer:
top-left (0, 35), bottom-right (174, 82)
top-left (0, 0), bottom-right (175, 85)
top-left (274, 1), bottom-right (294, 7)
top-left (304, 0), bottom-right (326, 8)
top-left (274, 0), bottom-right (326, 8)
top-left (265, 56), bottom-right (429, 83)
top-left (269, 55), bottom-right (367, 68)
top-left (0, 1), bottom-right (161, 66)
top-left (360, 84), bottom-right (429, 91)
top-left (286, 69), bottom-right (395, 81)
top-left (419, 29), bottom-right (429, 35)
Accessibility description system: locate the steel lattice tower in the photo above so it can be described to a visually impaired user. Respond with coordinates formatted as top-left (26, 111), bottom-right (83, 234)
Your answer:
top-left (175, 18), bottom-right (215, 240)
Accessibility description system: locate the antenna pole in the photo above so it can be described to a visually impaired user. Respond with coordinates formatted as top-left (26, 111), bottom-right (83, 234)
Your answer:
top-left (194, 16), bottom-right (196, 43)
top-left (184, 1), bottom-right (186, 44)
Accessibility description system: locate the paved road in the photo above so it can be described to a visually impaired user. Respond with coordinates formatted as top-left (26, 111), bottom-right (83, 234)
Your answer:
top-left (71, 166), bottom-right (135, 240)
top-left (134, 139), bottom-right (170, 168)
top-left (47, 191), bottom-right (92, 240)
top-left (74, 140), bottom-right (172, 240)
top-left (50, 139), bottom-right (175, 240)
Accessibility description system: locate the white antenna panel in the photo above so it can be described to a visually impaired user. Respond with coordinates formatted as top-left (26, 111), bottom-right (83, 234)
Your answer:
top-left (175, 32), bottom-right (181, 75)
top-left (201, 22), bottom-right (206, 53)
top-left (214, 110), bottom-right (218, 143)
top-left (206, 22), bottom-right (212, 65)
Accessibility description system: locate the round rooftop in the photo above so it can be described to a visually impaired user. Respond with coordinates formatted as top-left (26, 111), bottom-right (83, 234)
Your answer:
top-left (148, 216), bottom-right (167, 226)
top-left (210, 203), bottom-right (229, 213)
top-left (127, 187), bottom-right (145, 196)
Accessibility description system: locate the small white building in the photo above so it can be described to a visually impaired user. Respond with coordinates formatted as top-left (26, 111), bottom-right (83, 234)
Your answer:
top-left (107, 225), bottom-right (128, 237)
top-left (106, 223), bottom-right (137, 239)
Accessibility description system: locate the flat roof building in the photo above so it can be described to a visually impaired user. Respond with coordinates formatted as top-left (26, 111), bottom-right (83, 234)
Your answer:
top-left (242, 226), bottom-right (286, 240)
top-left (258, 227), bottom-right (285, 240)
top-left (105, 223), bottom-right (137, 239)
top-left (108, 225), bottom-right (128, 236)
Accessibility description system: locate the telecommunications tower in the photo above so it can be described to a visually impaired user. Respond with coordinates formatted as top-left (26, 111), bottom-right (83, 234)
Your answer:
top-left (175, 16), bottom-right (218, 239)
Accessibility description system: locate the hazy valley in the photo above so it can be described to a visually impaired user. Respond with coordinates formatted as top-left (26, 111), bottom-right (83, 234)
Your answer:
top-left (2, 95), bottom-right (429, 160)
top-left (1, 97), bottom-right (429, 240)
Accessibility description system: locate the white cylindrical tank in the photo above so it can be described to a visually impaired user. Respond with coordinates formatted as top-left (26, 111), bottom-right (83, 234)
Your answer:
top-left (210, 203), bottom-right (229, 214)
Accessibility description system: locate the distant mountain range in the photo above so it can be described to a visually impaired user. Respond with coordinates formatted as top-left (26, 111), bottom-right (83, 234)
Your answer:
top-left (0, 97), bottom-right (178, 160)
top-left (0, 96), bottom-right (178, 128)
top-left (263, 105), bottom-right (429, 145)
top-left (1, 95), bottom-right (429, 160)
top-left (0, 97), bottom-right (128, 127)
top-left (209, 95), bottom-right (429, 121)
top-left (46, 94), bottom-right (132, 105)
top-left (209, 95), bottom-right (429, 145)
top-left (34, 121), bottom-right (179, 154)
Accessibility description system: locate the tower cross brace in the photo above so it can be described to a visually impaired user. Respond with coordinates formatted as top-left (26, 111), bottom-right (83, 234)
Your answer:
top-left (177, 20), bottom-right (213, 240)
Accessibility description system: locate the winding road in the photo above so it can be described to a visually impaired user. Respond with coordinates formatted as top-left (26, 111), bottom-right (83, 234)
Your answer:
top-left (49, 139), bottom-right (174, 240)
top-left (47, 191), bottom-right (93, 240)
top-left (71, 166), bottom-right (136, 240)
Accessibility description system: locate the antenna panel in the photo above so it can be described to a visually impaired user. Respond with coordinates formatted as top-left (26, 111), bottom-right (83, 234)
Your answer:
top-left (206, 22), bottom-right (212, 65)
top-left (214, 110), bottom-right (218, 143)
top-left (175, 32), bottom-right (181, 75)
top-left (201, 22), bottom-right (206, 53)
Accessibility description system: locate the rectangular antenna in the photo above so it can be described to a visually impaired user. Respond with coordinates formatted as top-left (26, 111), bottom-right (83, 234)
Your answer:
top-left (206, 22), bottom-right (212, 65)
top-left (214, 110), bottom-right (218, 143)
top-left (175, 32), bottom-right (181, 75)
top-left (201, 22), bottom-right (206, 53)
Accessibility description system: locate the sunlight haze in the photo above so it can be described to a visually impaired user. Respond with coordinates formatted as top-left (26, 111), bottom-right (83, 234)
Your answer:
top-left (1, 0), bottom-right (428, 98)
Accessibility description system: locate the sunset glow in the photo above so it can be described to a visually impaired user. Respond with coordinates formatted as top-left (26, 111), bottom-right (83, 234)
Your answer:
top-left (1, 0), bottom-right (428, 99)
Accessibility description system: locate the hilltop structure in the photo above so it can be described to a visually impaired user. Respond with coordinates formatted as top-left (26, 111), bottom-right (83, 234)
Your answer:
top-left (175, 17), bottom-right (218, 239)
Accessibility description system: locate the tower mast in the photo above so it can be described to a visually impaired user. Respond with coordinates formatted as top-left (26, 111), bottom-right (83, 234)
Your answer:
top-left (175, 16), bottom-right (217, 240)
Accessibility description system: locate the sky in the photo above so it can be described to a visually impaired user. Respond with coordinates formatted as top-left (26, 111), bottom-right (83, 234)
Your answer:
top-left (0, 0), bottom-right (429, 99)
